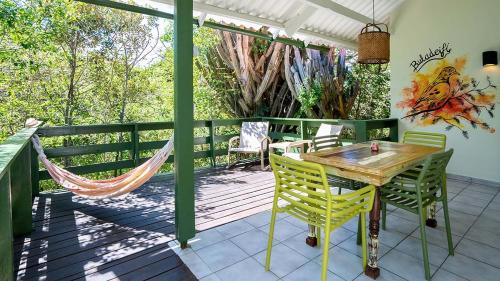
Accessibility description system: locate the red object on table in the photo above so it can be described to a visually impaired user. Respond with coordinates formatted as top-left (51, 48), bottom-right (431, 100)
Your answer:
top-left (371, 142), bottom-right (379, 152)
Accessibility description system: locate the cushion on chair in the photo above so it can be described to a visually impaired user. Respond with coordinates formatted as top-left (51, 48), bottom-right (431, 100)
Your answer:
top-left (239, 121), bottom-right (269, 149)
top-left (316, 124), bottom-right (343, 137)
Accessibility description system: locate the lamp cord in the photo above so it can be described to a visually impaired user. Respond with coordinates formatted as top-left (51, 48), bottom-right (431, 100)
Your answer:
top-left (372, 0), bottom-right (375, 24)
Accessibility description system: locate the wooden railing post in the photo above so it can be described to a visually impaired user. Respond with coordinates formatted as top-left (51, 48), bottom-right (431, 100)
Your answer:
top-left (10, 145), bottom-right (33, 236)
top-left (354, 121), bottom-right (368, 143)
top-left (31, 141), bottom-right (40, 197)
top-left (300, 120), bottom-right (307, 140)
top-left (132, 124), bottom-right (140, 166)
top-left (209, 120), bottom-right (216, 167)
top-left (389, 120), bottom-right (399, 142)
top-left (0, 172), bottom-right (13, 281)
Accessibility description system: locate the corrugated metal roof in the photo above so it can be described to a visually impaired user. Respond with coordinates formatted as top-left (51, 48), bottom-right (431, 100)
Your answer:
top-left (153, 0), bottom-right (406, 49)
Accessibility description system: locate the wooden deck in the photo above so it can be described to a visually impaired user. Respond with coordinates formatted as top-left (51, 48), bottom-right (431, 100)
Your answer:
top-left (14, 166), bottom-right (275, 281)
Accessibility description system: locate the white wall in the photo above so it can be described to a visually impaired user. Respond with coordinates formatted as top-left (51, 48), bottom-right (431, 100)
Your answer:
top-left (390, 0), bottom-right (500, 183)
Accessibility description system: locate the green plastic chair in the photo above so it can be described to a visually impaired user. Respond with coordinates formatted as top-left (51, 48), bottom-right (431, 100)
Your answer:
top-left (384, 131), bottom-right (447, 227)
top-left (380, 149), bottom-right (454, 280)
top-left (310, 127), bottom-right (362, 195)
top-left (402, 131), bottom-right (447, 148)
top-left (312, 134), bottom-right (342, 151)
top-left (266, 154), bottom-right (375, 281)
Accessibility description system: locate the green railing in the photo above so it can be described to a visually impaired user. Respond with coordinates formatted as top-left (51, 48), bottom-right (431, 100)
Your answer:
top-left (0, 128), bottom-right (38, 279)
top-left (0, 117), bottom-right (397, 280)
top-left (33, 117), bottom-right (398, 188)
top-left (34, 118), bottom-right (260, 189)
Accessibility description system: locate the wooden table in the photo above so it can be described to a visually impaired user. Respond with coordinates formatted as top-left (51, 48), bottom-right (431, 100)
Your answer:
top-left (301, 141), bottom-right (441, 279)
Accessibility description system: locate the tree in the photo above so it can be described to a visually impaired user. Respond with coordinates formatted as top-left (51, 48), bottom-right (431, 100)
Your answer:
top-left (199, 28), bottom-right (294, 117)
top-left (347, 62), bottom-right (391, 120)
top-left (284, 47), bottom-right (360, 119)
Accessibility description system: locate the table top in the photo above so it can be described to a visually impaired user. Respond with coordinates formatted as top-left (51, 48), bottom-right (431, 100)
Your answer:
top-left (301, 141), bottom-right (441, 186)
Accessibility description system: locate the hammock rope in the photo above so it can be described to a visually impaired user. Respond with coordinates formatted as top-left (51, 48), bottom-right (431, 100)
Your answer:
top-left (31, 134), bottom-right (174, 199)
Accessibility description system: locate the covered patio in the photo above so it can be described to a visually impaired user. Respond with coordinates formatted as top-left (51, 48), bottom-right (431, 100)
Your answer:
top-left (1, 0), bottom-right (499, 280)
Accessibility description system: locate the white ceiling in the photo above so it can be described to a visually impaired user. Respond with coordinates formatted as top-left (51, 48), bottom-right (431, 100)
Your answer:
top-left (152, 0), bottom-right (406, 49)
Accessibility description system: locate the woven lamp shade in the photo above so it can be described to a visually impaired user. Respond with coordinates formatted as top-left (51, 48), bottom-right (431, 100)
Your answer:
top-left (358, 23), bottom-right (390, 64)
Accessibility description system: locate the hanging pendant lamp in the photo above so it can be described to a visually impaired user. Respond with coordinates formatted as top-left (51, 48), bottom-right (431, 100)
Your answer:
top-left (357, 0), bottom-right (390, 64)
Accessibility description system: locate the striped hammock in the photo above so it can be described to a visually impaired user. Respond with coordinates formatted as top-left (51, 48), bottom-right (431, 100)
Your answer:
top-left (31, 134), bottom-right (174, 199)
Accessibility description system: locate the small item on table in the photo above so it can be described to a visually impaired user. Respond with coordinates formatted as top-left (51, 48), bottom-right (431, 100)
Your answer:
top-left (371, 141), bottom-right (379, 152)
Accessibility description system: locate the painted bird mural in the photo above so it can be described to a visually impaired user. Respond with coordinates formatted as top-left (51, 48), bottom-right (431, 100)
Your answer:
top-left (411, 66), bottom-right (459, 113)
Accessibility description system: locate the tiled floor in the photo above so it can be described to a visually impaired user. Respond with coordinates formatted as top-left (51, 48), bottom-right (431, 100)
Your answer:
top-left (169, 178), bottom-right (500, 281)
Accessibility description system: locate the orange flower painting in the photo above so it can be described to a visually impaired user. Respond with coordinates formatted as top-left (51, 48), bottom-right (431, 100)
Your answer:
top-left (398, 56), bottom-right (497, 138)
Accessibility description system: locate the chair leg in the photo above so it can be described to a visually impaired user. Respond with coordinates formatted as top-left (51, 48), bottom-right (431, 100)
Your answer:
top-left (418, 205), bottom-right (432, 281)
top-left (265, 198), bottom-right (279, 271)
top-left (442, 198), bottom-right (454, 256)
top-left (356, 214), bottom-right (362, 245)
top-left (337, 187), bottom-right (342, 195)
top-left (361, 212), bottom-right (367, 270)
top-left (381, 202), bottom-right (387, 230)
top-left (260, 150), bottom-right (265, 170)
top-left (321, 223), bottom-right (332, 281)
top-left (317, 227), bottom-right (321, 247)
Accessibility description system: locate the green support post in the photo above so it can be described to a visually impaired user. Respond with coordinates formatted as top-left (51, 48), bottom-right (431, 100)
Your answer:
top-left (174, 0), bottom-right (195, 247)
top-left (31, 142), bottom-right (40, 197)
top-left (354, 122), bottom-right (368, 143)
top-left (0, 172), bottom-right (13, 281)
top-left (132, 124), bottom-right (140, 166)
top-left (209, 120), bottom-right (216, 167)
top-left (389, 121), bottom-right (399, 142)
top-left (10, 145), bottom-right (33, 236)
top-left (300, 121), bottom-right (307, 140)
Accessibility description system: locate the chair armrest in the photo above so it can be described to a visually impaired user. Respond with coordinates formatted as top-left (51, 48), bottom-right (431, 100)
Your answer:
top-left (260, 136), bottom-right (272, 150)
top-left (228, 136), bottom-right (240, 149)
top-left (287, 140), bottom-right (312, 153)
top-left (287, 140), bottom-right (312, 148)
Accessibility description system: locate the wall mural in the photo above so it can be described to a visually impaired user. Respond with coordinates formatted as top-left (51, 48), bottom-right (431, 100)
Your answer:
top-left (398, 43), bottom-right (497, 139)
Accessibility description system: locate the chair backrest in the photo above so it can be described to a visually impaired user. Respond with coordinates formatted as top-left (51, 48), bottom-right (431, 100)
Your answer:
top-left (312, 124), bottom-right (343, 151)
top-left (239, 121), bottom-right (269, 148)
top-left (418, 149), bottom-right (454, 195)
top-left (403, 131), bottom-right (446, 149)
top-left (269, 154), bottom-right (375, 228)
top-left (270, 154), bottom-right (331, 226)
top-left (315, 124), bottom-right (343, 137)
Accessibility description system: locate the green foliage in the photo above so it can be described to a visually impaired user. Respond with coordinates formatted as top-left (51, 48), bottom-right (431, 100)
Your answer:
top-left (251, 38), bottom-right (270, 56)
top-left (0, 0), bottom-right (391, 191)
top-left (296, 78), bottom-right (323, 116)
top-left (346, 54), bottom-right (391, 120)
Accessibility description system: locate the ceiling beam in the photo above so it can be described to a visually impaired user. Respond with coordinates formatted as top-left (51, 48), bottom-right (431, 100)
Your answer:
top-left (156, 0), bottom-right (281, 28)
top-left (299, 0), bottom-right (372, 24)
top-left (297, 29), bottom-right (356, 49)
top-left (284, 6), bottom-right (317, 37)
top-left (154, 0), bottom-right (357, 49)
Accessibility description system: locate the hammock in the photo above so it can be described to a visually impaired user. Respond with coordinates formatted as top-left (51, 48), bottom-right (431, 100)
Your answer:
top-left (31, 134), bottom-right (174, 199)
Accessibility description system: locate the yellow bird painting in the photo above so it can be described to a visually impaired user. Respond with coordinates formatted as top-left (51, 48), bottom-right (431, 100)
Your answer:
top-left (398, 56), bottom-right (496, 138)
top-left (412, 66), bottom-right (459, 112)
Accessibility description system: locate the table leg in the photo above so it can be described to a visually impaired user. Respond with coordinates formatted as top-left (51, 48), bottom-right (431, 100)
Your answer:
top-left (426, 202), bottom-right (438, 227)
top-left (306, 225), bottom-right (318, 247)
top-left (365, 188), bottom-right (381, 279)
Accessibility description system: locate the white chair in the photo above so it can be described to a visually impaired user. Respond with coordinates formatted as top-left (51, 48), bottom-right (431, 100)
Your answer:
top-left (283, 123), bottom-right (343, 159)
top-left (228, 121), bottom-right (271, 170)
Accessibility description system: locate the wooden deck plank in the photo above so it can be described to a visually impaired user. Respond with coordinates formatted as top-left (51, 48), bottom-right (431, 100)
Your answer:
top-left (17, 169), bottom-right (268, 246)
top-left (15, 166), bottom-right (275, 281)
top-left (29, 167), bottom-right (259, 224)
